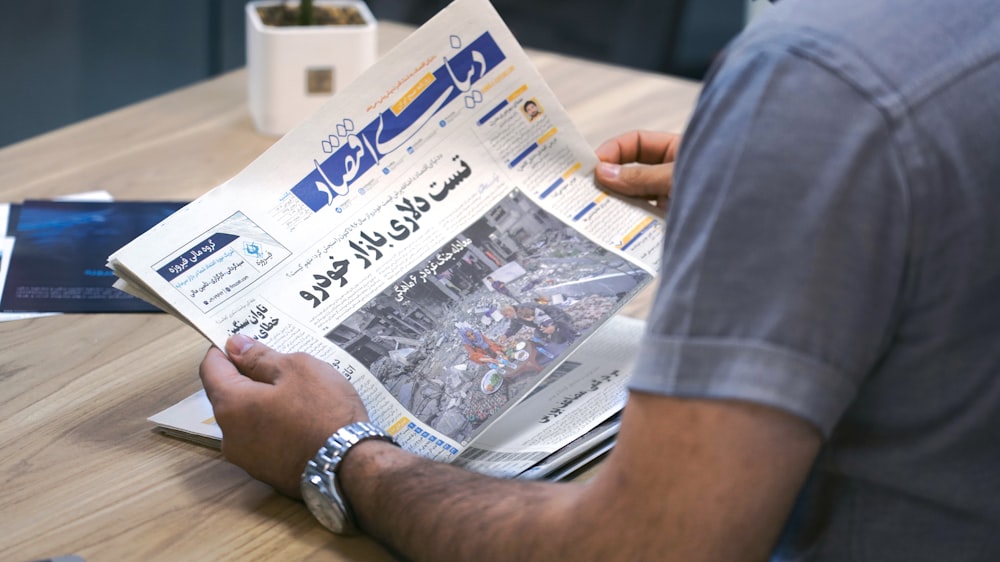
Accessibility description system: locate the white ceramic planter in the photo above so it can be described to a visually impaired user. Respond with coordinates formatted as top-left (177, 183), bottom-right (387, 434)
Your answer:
top-left (246, 0), bottom-right (378, 136)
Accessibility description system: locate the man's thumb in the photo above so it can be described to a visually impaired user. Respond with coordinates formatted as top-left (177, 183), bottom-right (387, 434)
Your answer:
top-left (226, 333), bottom-right (257, 357)
top-left (224, 334), bottom-right (279, 383)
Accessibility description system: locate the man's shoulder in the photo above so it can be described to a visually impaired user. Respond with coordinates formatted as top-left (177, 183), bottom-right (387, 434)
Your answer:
top-left (735, 0), bottom-right (999, 107)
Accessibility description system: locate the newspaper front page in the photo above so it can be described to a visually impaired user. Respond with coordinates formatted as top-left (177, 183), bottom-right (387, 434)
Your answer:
top-left (111, 0), bottom-right (664, 477)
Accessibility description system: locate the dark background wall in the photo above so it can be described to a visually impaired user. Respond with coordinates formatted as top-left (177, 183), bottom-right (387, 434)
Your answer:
top-left (0, 0), bottom-right (247, 148)
top-left (0, 0), bottom-right (743, 148)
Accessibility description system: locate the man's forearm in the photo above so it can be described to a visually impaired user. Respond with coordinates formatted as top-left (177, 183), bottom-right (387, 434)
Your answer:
top-left (340, 440), bottom-right (588, 562)
top-left (333, 393), bottom-right (821, 562)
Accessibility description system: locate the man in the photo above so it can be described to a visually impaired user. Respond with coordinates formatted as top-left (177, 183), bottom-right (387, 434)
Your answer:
top-left (200, 0), bottom-right (1000, 559)
top-left (487, 275), bottom-right (516, 299)
top-left (499, 303), bottom-right (576, 341)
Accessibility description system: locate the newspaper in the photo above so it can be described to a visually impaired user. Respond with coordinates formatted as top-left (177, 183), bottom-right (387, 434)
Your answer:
top-left (110, 0), bottom-right (663, 477)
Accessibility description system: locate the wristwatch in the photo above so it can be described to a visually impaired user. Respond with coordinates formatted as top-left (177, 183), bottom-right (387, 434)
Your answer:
top-left (300, 420), bottom-right (397, 534)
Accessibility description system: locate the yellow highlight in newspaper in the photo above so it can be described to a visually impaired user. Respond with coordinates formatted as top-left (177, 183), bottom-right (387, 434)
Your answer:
top-left (538, 127), bottom-right (558, 144)
top-left (562, 162), bottom-right (582, 180)
top-left (507, 84), bottom-right (528, 102)
top-left (387, 417), bottom-right (411, 436)
top-left (481, 65), bottom-right (515, 94)
top-left (392, 73), bottom-right (436, 115)
top-left (620, 216), bottom-right (655, 247)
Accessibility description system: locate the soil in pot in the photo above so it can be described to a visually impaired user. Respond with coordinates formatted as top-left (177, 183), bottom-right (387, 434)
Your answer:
top-left (257, 4), bottom-right (366, 26)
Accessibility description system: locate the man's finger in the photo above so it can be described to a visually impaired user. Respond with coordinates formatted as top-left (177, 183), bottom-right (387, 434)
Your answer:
top-left (595, 130), bottom-right (681, 166)
top-left (595, 161), bottom-right (674, 200)
top-left (200, 346), bottom-right (260, 404)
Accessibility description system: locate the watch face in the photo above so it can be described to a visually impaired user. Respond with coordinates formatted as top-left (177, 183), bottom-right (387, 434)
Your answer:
top-left (302, 478), bottom-right (347, 534)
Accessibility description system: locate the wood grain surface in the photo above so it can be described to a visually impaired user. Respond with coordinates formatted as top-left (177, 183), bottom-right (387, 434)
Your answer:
top-left (0, 21), bottom-right (700, 562)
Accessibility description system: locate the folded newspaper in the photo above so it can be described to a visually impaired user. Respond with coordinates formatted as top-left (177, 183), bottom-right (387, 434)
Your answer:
top-left (109, 0), bottom-right (664, 479)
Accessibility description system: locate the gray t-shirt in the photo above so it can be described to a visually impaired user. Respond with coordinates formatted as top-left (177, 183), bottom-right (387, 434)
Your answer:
top-left (629, 0), bottom-right (1000, 559)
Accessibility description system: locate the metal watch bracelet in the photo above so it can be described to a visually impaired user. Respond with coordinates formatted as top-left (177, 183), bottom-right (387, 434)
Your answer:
top-left (301, 421), bottom-right (398, 534)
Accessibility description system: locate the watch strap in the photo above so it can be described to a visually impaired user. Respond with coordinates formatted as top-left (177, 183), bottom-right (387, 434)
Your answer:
top-left (304, 421), bottom-right (397, 533)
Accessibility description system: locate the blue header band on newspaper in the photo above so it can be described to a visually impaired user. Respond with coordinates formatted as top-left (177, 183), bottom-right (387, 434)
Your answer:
top-left (291, 32), bottom-right (508, 213)
top-left (477, 99), bottom-right (508, 125)
top-left (157, 233), bottom-right (239, 281)
top-left (540, 177), bottom-right (563, 199)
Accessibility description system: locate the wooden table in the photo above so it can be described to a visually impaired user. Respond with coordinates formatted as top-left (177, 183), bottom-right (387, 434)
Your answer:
top-left (0, 22), bottom-right (701, 562)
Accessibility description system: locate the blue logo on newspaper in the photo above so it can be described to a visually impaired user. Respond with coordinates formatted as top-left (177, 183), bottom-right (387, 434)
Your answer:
top-left (290, 32), bottom-right (506, 212)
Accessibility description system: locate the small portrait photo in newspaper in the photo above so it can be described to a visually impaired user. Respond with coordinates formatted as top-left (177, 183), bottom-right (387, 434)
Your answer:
top-left (521, 98), bottom-right (544, 122)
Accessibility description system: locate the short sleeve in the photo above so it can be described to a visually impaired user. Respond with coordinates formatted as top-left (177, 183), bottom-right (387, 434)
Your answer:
top-left (629, 31), bottom-right (910, 437)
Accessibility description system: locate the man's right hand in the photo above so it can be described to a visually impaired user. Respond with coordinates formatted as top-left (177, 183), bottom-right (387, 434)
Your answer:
top-left (594, 130), bottom-right (681, 210)
top-left (199, 335), bottom-right (370, 498)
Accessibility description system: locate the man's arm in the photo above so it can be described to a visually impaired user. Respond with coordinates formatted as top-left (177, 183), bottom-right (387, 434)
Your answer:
top-left (538, 304), bottom-right (574, 327)
top-left (344, 391), bottom-right (819, 562)
top-left (503, 317), bottom-right (525, 337)
top-left (201, 335), bottom-right (821, 562)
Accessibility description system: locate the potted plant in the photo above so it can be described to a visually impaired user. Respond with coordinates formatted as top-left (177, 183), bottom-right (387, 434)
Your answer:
top-left (246, 0), bottom-right (378, 136)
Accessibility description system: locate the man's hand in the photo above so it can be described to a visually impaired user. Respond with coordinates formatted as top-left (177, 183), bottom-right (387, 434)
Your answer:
top-left (594, 130), bottom-right (681, 210)
top-left (199, 334), bottom-right (369, 498)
